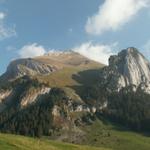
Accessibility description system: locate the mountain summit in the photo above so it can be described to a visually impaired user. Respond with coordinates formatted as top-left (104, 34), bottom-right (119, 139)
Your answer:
top-left (100, 47), bottom-right (150, 93)
top-left (1, 51), bottom-right (100, 80)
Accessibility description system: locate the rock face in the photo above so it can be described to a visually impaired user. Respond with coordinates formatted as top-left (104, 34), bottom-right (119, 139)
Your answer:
top-left (100, 47), bottom-right (150, 93)
top-left (20, 87), bottom-right (51, 108)
top-left (0, 90), bottom-right (12, 103)
top-left (0, 89), bottom-right (13, 112)
top-left (1, 58), bottom-right (57, 80)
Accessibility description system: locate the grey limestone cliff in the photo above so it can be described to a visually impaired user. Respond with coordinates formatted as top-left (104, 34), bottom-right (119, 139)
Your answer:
top-left (100, 47), bottom-right (150, 93)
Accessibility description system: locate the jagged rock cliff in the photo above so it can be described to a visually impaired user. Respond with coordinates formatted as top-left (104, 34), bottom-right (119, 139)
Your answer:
top-left (100, 47), bottom-right (150, 93)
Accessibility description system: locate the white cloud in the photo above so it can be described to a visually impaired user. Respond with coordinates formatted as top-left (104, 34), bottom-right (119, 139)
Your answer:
top-left (0, 12), bottom-right (16, 40)
top-left (85, 0), bottom-right (150, 35)
top-left (19, 43), bottom-right (46, 58)
top-left (73, 42), bottom-right (117, 65)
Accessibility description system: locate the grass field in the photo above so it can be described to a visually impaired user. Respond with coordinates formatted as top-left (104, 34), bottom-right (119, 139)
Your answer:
top-left (1, 121), bottom-right (150, 150)
top-left (82, 119), bottom-right (150, 150)
top-left (0, 133), bottom-right (109, 150)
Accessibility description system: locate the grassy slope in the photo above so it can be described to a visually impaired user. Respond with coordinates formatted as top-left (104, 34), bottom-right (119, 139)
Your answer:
top-left (82, 120), bottom-right (150, 150)
top-left (1, 121), bottom-right (150, 150)
top-left (0, 133), bottom-right (109, 150)
top-left (36, 64), bottom-right (103, 88)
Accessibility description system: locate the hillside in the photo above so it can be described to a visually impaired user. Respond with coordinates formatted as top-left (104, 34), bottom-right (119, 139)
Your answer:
top-left (81, 119), bottom-right (150, 150)
top-left (1, 120), bottom-right (150, 150)
top-left (0, 133), bottom-right (109, 150)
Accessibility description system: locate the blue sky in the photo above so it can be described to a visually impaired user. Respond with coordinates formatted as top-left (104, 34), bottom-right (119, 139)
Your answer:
top-left (0, 0), bottom-right (150, 74)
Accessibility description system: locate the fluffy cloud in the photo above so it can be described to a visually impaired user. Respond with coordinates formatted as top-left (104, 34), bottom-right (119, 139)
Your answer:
top-left (85, 0), bottom-right (150, 35)
top-left (0, 12), bottom-right (16, 40)
top-left (73, 42), bottom-right (117, 65)
top-left (19, 43), bottom-right (46, 58)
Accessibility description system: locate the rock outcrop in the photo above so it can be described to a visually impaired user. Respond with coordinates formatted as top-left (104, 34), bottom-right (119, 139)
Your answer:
top-left (1, 58), bottom-right (57, 80)
top-left (100, 47), bottom-right (150, 93)
top-left (0, 89), bottom-right (13, 112)
top-left (20, 87), bottom-right (51, 108)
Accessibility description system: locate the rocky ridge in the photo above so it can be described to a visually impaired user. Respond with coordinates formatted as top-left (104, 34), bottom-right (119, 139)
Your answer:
top-left (100, 47), bottom-right (150, 93)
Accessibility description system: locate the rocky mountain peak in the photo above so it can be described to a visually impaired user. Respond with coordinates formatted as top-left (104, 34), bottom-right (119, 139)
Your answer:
top-left (100, 47), bottom-right (150, 93)
top-left (0, 51), bottom-right (101, 81)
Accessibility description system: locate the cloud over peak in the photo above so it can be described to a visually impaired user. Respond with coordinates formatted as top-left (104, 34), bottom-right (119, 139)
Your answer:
top-left (18, 43), bottom-right (46, 58)
top-left (85, 0), bottom-right (150, 35)
top-left (73, 42), bottom-right (117, 65)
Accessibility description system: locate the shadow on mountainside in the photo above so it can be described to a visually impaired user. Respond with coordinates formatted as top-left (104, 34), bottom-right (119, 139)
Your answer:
top-left (68, 69), bottom-right (102, 102)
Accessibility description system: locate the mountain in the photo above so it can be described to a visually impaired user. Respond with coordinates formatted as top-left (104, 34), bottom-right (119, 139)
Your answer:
top-left (90, 47), bottom-right (150, 133)
top-left (0, 48), bottom-right (150, 149)
top-left (0, 51), bottom-right (104, 143)
top-left (1, 51), bottom-right (101, 81)
top-left (99, 47), bottom-right (150, 93)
